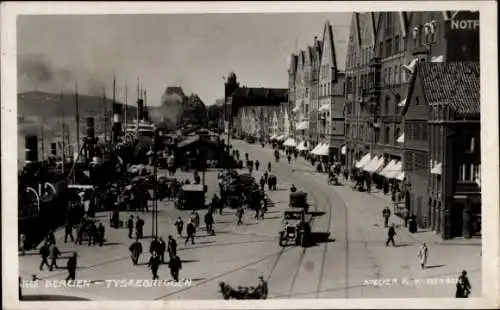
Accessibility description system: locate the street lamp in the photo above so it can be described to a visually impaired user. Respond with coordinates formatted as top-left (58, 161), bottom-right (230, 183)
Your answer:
top-left (148, 150), bottom-right (159, 238)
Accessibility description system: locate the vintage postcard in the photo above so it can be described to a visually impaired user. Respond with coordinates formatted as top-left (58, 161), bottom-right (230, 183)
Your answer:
top-left (1, 1), bottom-right (498, 309)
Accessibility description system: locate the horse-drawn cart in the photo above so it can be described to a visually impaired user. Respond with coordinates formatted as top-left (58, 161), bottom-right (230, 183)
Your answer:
top-left (289, 191), bottom-right (309, 212)
top-left (175, 184), bottom-right (205, 210)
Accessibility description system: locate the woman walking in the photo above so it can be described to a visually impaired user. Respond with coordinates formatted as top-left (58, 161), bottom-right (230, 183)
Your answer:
top-left (417, 243), bottom-right (428, 269)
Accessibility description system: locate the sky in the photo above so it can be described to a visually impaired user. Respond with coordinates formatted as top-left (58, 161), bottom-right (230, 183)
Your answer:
top-left (17, 13), bottom-right (351, 106)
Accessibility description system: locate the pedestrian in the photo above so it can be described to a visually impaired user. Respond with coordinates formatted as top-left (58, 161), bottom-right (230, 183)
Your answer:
top-left (64, 221), bottom-right (74, 243)
top-left (257, 276), bottom-right (268, 299)
top-left (382, 206), bottom-right (391, 228)
top-left (136, 217), bottom-right (144, 239)
top-left (148, 252), bottom-right (161, 280)
top-left (343, 168), bottom-right (349, 181)
top-left (191, 210), bottom-right (200, 228)
top-left (260, 176), bottom-right (265, 191)
top-left (65, 252), bottom-right (78, 282)
top-left (456, 270), bottom-right (472, 298)
top-left (264, 170), bottom-right (269, 184)
top-left (97, 223), bottom-right (105, 246)
top-left (19, 233), bottom-right (26, 256)
top-left (39, 241), bottom-right (50, 271)
top-left (255, 160), bottom-right (260, 171)
top-left (403, 208), bottom-right (410, 227)
top-left (293, 149), bottom-right (298, 159)
top-left (168, 255), bottom-right (182, 282)
top-left (287, 154), bottom-right (292, 164)
top-left (267, 162), bottom-right (272, 172)
top-left (383, 181), bottom-right (390, 195)
top-left (48, 243), bottom-right (61, 271)
top-left (417, 243), bottom-right (428, 269)
top-left (167, 235), bottom-right (177, 259)
top-left (237, 207), bottom-right (244, 225)
top-left (127, 215), bottom-right (134, 239)
top-left (245, 153), bottom-right (249, 161)
top-left (174, 217), bottom-right (184, 237)
top-left (185, 220), bottom-right (196, 245)
top-left (129, 238), bottom-right (143, 265)
top-left (254, 201), bottom-right (262, 219)
top-left (386, 224), bottom-right (396, 247)
top-left (47, 230), bottom-right (56, 245)
top-left (290, 184), bottom-right (297, 193)
top-left (88, 222), bottom-right (97, 246)
top-left (75, 224), bottom-right (84, 245)
top-left (204, 211), bottom-right (214, 235)
top-left (157, 237), bottom-right (166, 263)
top-left (149, 237), bottom-right (159, 255)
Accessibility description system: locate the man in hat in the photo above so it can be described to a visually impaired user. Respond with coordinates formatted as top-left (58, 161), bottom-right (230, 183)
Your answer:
top-left (185, 219), bottom-right (196, 245)
top-left (66, 252), bottom-right (78, 282)
top-left (39, 241), bottom-right (51, 271)
top-left (174, 217), bottom-right (184, 237)
top-left (136, 216), bottom-right (144, 239)
top-left (48, 242), bottom-right (61, 271)
top-left (168, 255), bottom-right (182, 282)
top-left (129, 238), bottom-right (143, 265)
top-left (64, 220), bottom-right (74, 243)
top-left (386, 223), bottom-right (397, 247)
top-left (456, 270), bottom-right (471, 298)
top-left (157, 237), bottom-right (166, 263)
top-left (256, 275), bottom-right (268, 299)
top-left (148, 252), bottom-right (161, 280)
top-left (127, 215), bottom-right (134, 239)
top-left (167, 235), bottom-right (177, 259)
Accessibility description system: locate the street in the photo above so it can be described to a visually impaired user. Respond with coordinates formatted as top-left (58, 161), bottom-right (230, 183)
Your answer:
top-left (19, 140), bottom-right (481, 300)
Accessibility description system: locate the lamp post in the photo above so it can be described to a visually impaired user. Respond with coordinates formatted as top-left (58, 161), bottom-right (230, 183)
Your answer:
top-left (149, 151), bottom-right (159, 238)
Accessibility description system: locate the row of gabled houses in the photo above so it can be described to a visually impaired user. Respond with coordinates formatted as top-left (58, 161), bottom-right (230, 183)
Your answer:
top-left (223, 11), bottom-right (480, 240)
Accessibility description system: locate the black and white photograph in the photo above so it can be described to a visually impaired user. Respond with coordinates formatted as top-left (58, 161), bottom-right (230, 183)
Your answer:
top-left (1, 1), bottom-right (498, 309)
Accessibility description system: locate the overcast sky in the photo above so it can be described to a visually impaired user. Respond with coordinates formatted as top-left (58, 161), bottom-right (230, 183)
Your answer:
top-left (17, 13), bottom-right (351, 105)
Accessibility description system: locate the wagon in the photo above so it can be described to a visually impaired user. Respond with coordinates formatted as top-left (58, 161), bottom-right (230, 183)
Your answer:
top-left (175, 184), bottom-right (205, 210)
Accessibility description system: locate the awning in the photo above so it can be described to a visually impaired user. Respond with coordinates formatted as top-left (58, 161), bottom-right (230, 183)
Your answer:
top-left (341, 145), bottom-right (346, 155)
top-left (292, 106), bottom-right (300, 113)
top-left (297, 141), bottom-right (309, 151)
top-left (283, 138), bottom-right (297, 147)
top-left (316, 144), bottom-right (330, 156)
top-left (431, 161), bottom-right (442, 175)
top-left (276, 135), bottom-right (287, 141)
top-left (385, 161), bottom-right (403, 179)
top-left (311, 143), bottom-right (324, 155)
top-left (398, 98), bottom-right (407, 107)
top-left (363, 156), bottom-right (385, 173)
top-left (319, 104), bottom-right (330, 112)
top-left (396, 171), bottom-right (405, 181)
top-left (380, 159), bottom-right (397, 177)
top-left (397, 133), bottom-right (405, 144)
top-left (355, 153), bottom-right (372, 169)
top-left (296, 121), bottom-right (309, 130)
top-left (270, 134), bottom-right (277, 140)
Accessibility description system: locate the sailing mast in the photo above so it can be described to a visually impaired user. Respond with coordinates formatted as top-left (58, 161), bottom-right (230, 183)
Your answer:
top-left (103, 87), bottom-right (107, 143)
top-left (124, 83), bottom-right (128, 130)
top-left (136, 78), bottom-right (140, 137)
top-left (60, 92), bottom-right (65, 174)
top-left (75, 84), bottom-right (80, 160)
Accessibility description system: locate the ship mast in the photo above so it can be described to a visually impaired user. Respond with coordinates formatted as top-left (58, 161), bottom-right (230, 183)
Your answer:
top-left (75, 84), bottom-right (80, 159)
top-left (103, 87), bottom-right (107, 143)
top-left (124, 83), bottom-right (128, 131)
top-left (136, 78), bottom-right (140, 137)
top-left (60, 92), bottom-right (65, 174)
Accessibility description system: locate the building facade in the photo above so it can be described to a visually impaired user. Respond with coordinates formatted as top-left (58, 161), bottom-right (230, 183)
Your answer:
top-left (309, 38), bottom-right (323, 145)
top-left (403, 62), bottom-right (480, 240)
top-left (345, 12), bottom-right (377, 167)
top-left (228, 87), bottom-right (288, 139)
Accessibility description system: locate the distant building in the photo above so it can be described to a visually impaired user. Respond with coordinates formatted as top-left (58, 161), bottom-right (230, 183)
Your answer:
top-left (228, 87), bottom-right (288, 138)
top-left (402, 62), bottom-right (480, 240)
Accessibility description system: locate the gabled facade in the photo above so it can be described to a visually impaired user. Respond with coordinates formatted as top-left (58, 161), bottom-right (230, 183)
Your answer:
top-left (287, 54), bottom-right (298, 138)
top-left (402, 62), bottom-right (480, 240)
top-left (309, 37), bottom-right (322, 145)
top-left (345, 12), bottom-right (377, 167)
top-left (295, 50), bottom-right (308, 141)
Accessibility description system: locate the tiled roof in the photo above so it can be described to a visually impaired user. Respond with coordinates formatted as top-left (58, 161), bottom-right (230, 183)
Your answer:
top-left (419, 62), bottom-right (480, 115)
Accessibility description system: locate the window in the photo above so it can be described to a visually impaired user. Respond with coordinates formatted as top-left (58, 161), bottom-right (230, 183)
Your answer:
top-left (305, 104), bottom-right (309, 114)
top-left (393, 66), bottom-right (398, 84)
top-left (387, 68), bottom-right (392, 85)
top-left (395, 127), bottom-right (401, 143)
top-left (431, 22), bottom-right (437, 43)
top-left (458, 164), bottom-right (468, 181)
top-left (386, 38), bottom-right (392, 57)
top-left (419, 25), bottom-right (424, 46)
top-left (327, 83), bottom-right (330, 96)
top-left (422, 124), bottom-right (428, 141)
top-left (415, 96), bottom-right (420, 105)
top-left (385, 96), bottom-right (390, 115)
top-left (394, 35), bottom-right (400, 53)
top-left (379, 42), bottom-right (384, 58)
top-left (470, 137), bottom-right (476, 153)
top-left (472, 163), bottom-right (480, 182)
top-left (385, 126), bottom-right (390, 144)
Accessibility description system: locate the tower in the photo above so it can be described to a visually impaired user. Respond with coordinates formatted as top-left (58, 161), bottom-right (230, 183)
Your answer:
top-left (224, 72), bottom-right (239, 122)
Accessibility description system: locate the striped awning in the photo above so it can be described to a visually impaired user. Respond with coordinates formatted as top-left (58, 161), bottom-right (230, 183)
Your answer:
top-left (397, 133), bottom-right (405, 143)
top-left (363, 156), bottom-right (385, 173)
top-left (355, 153), bottom-right (372, 169)
top-left (296, 141), bottom-right (309, 151)
top-left (385, 161), bottom-right (403, 179)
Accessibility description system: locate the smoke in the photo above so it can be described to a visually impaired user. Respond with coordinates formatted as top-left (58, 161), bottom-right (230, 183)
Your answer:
top-left (18, 53), bottom-right (109, 96)
top-left (161, 93), bottom-right (184, 125)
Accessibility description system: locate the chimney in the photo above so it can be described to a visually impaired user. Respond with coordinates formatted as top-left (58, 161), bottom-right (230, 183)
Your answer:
top-left (50, 143), bottom-right (57, 156)
top-left (137, 99), bottom-right (144, 120)
top-left (86, 117), bottom-right (95, 139)
top-left (143, 106), bottom-right (149, 122)
top-left (25, 135), bottom-right (39, 164)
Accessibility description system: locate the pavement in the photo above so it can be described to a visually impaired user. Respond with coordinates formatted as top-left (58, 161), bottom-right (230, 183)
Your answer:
top-left (18, 139), bottom-right (481, 300)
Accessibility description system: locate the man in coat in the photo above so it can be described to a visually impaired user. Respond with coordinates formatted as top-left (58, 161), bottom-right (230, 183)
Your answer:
top-left (386, 224), bottom-right (397, 247)
top-left (168, 255), bottom-right (182, 282)
top-left (66, 252), bottom-right (78, 282)
top-left (157, 237), bottom-right (166, 263)
top-left (167, 235), bottom-right (177, 259)
top-left (129, 238), bottom-right (143, 265)
top-left (97, 223), bottom-right (105, 246)
top-left (148, 252), bottom-right (161, 280)
top-left (185, 220), bottom-right (196, 245)
top-left (39, 241), bottom-right (51, 271)
top-left (382, 206), bottom-right (391, 228)
top-left (48, 243), bottom-right (61, 271)
top-left (127, 215), bottom-right (134, 239)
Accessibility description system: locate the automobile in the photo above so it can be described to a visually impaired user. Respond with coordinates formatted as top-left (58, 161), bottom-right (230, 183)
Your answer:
top-left (278, 209), bottom-right (312, 247)
top-left (289, 191), bottom-right (309, 212)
